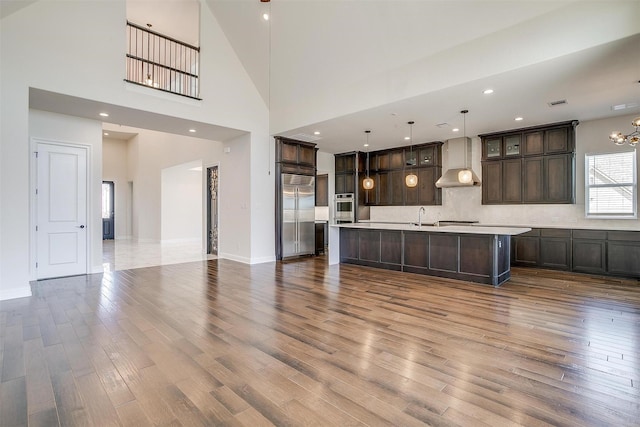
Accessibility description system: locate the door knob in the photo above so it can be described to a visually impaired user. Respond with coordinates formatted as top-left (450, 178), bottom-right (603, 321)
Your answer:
top-left (77, 225), bottom-right (85, 229)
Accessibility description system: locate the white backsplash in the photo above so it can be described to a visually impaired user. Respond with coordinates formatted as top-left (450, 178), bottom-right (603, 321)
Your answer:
top-left (315, 206), bottom-right (329, 221)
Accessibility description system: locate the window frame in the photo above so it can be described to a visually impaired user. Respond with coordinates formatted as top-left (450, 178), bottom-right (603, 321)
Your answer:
top-left (585, 150), bottom-right (637, 219)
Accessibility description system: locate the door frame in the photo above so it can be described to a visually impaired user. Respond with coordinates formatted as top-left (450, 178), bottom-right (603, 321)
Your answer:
top-left (102, 180), bottom-right (115, 240)
top-left (204, 162), bottom-right (220, 256)
top-left (30, 138), bottom-right (92, 280)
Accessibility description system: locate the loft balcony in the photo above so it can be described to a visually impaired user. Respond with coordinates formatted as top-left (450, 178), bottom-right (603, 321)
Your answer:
top-left (125, 21), bottom-right (201, 100)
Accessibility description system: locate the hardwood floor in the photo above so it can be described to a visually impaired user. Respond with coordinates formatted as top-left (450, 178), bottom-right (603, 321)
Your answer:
top-left (1, 257), bottom-right (639, 426)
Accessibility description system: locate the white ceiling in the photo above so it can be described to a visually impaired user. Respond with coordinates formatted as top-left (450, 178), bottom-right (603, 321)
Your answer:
top-left (208, 0), bottom-right (640, 153)
top-left (16, 0), bottom-right (640, 152)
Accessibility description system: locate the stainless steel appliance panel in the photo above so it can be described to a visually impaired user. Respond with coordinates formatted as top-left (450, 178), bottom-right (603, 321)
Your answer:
top-left (334, 193), bottom-right (355, 223)
top-left (281, 174), bottom-right (315, 258)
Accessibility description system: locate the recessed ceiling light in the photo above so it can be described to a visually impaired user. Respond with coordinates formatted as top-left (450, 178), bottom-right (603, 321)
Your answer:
top-left (404, 136), bottom-right (410, 140)
top-left (99, 112), bottom-right (109, 117)
top-left (262, 13), bottom-right (269, 21)
top-left (314, 131), bottom-right (320, 135)
top-left (363, 143), bottom-right (369, 147)
top-left (483, 89), bottom-right (494, 95)
top-left (515, 117), bottom-right (524, 121)
top-left (103, 132), bottom-right (109, 136)
top-left (189, 129), bottom-right (196, 133)
top-left (452, 128), bottom-right (460, 132)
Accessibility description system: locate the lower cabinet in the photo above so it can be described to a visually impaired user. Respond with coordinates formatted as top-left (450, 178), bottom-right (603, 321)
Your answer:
top-left (572, 230), bottom-right (607, 274)
top-left (315, 222), bottom-right (326, 255)
top-left (341, 228), bottom-right (511, 286)
top-left (607, 231), bottom-right (640, 277)
top-left (539, 229), bottom-right (571, 270)
top-left (512, 229), bottom-right (540, 266)
top-left (339, 228), bottom-right (402, 270)
top-left (512, 228), bottom-right (640, 278)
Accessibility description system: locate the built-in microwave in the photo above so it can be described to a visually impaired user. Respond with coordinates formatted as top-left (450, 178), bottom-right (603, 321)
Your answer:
top-left (334, 193), bottom-right (355, 223)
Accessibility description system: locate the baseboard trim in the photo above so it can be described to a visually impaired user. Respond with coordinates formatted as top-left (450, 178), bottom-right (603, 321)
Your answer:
top-left (218, 253), bottom-right (276, 265)
top-left (250, 255), bottom-right (276, 264)
top-left (218, 253), bottom-right (251, 264)
top-left (0, 286), bottom-right (32, 301)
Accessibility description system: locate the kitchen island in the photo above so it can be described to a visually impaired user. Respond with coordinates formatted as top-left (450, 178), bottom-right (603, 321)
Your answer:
top-left (329, 223), bottom-right (531, 286)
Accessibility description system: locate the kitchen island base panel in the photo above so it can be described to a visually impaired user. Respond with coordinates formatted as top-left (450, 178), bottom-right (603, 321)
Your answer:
top-left (334, 226), bottom-right (515, 286)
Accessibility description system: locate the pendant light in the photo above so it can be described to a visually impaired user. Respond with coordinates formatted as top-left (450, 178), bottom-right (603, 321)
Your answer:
top-left (457, 110), bottom-right (473, 184)
top-left (609, 116), bottom-right (640, 146)
top-left (405, 121), bottom-right (418, 188)
top-left (363, 130), bottom-right (374, 190)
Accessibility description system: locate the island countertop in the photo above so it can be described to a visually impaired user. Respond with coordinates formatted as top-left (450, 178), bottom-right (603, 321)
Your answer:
top-left (330, 222), bottom-right (531, 236)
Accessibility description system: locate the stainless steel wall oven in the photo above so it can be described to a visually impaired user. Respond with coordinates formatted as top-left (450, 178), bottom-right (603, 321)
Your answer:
top-left (334, 193), bottom-right (355, 223)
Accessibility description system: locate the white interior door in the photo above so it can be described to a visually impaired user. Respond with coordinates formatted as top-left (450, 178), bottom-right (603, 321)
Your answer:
top-left (36, 142), bottom-right (88, 279)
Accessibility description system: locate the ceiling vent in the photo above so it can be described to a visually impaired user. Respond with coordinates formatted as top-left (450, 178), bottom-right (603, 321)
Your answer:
top-left (288, 133), bottom-right (322, 142)
top-left (548, 99), bottom-right (568, 107)
top-left (612, 102), bottom-right (639, 111)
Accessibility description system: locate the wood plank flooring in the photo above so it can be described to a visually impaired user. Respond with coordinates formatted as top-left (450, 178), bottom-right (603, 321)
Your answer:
top-left (1, 257), bottom-right (639, 426)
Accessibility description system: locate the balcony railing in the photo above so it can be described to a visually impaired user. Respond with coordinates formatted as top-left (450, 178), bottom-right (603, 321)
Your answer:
top-left (125, 21), bottom-right (200, 100)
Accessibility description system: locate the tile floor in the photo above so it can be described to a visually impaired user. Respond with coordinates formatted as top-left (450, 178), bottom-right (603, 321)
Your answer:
top-left (102, 239), bottom-right (217, 272)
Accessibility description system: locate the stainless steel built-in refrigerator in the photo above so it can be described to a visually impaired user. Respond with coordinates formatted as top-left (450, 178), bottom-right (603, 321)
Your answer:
top-left (281, 173), bottom-right (315, 258)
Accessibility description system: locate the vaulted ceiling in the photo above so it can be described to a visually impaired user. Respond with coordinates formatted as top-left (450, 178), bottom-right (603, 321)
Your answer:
top-left (207, 0), bottom-right (640, 153)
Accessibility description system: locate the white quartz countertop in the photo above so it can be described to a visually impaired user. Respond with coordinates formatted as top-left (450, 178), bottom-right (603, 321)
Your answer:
top-left (331, 222), bottom-right (531, 236)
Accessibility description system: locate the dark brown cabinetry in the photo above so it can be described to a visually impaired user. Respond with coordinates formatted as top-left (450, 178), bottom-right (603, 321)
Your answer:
top-left (607, 231), bottom-right (640, 277)
top-left (338, 227), bottom-right (402, 270)
top-left (513, 228), bottom-right (571, 270)
top-left (512, 229), bottom-right (540, 266)
top-left (572, 230), bottom-right (607, 274)
top-left (539, 229), bottom-right (571, 270)
top-left (340, 227), bottom-right (512, 286)
top-left (480, 121), bottom-right (577, 205)
top-left (512, 228), bottom-right (640, 278)
top-left (315, 222), bottom-right (326, 255)
top-left (335, 152), bottom-right (357, 194)
top-left (338, 142), bottom-right (442, 207)
top-left (277, 138), bottom-right (316, 174)
top-left (315, 174), bottom-right (328, 206)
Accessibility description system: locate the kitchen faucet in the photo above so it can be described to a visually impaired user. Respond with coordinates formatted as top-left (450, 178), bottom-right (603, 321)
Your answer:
top-left (418, 206), bottom-right (426, 227)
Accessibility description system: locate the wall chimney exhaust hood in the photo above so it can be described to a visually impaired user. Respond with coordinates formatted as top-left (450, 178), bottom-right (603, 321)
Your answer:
top-left (436, 110), bottom-right (481, 188)
top-left (435, 136), bottom-right (481, 188)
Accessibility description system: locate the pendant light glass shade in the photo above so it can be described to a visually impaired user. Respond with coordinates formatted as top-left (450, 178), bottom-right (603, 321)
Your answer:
top-left (406, 121), bottom-right (418, 187)
top-left (363, 130), bottom-right (374, 190)
top-left (363, 177), bottom-right (374, 190)
top-left (457, 169), bottom-right (473, 184)
top-left (405, 173), bottom-right (418, 187)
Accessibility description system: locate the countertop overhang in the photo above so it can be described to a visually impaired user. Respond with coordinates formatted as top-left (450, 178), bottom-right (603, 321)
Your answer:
top-left (331, 222), bottom-right (531, 236)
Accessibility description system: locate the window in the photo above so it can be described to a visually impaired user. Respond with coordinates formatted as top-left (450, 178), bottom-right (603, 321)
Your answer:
top-left (585, 151), bottom-right (637, 218)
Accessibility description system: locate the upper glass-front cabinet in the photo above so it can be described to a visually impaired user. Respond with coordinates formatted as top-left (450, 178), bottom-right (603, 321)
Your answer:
top-left (485, 138), bottom-right (501, 158)
top-left (504, 135), bottom-right (521, 156)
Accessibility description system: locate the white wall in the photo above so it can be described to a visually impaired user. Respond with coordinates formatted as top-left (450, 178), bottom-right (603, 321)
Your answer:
top-left (1, 0), bottom-right (272, 300)
top-left (103, 138), bottom-right (130, 239)
top-left (161, 160), bottom-right (203, 242)
top-left (29, 110), bottom-right (104, 279)
top-left (370, 114), bottom-right (640, 231)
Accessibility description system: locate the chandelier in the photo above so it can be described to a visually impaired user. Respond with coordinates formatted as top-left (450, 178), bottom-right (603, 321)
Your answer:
top-left (609, 117), bottom-right (640, 146)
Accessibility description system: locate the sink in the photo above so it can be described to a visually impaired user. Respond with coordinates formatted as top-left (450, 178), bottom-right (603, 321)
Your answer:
top-left (409, 222), bottom-right (441, 228)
